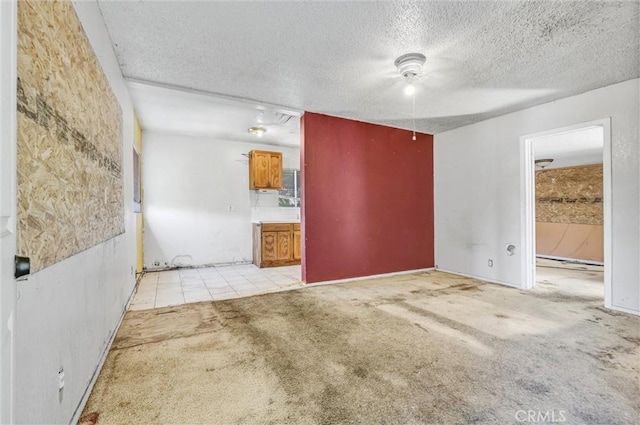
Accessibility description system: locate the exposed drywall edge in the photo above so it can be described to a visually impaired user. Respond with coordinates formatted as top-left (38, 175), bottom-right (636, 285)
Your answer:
top-left (434, 268), bottom-right (522, 289)
top-left (68, 286), bottom-right (135, 425)
top-left (304, 267), bottom-right (435, 287)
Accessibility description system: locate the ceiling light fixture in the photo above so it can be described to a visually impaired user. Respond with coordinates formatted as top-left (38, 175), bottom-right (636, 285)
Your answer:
top-left (403, 74), bottom-right (416, 96)
top-left (248, 126), bottom-right (267, 137)
top-left (395, 53), bottom-right (426, 97)
top-left (535, 158), bottom-right (554, 169)
top-left (395, 53), bottom-right (426, 140)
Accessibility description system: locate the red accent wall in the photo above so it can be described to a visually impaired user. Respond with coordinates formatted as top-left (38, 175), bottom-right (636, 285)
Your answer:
top-left (301, 113), bottom-right (434, 283)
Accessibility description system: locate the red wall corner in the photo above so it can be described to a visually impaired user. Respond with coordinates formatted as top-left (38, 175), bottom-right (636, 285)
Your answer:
top-left (301, 112), bottom-right (434, 284)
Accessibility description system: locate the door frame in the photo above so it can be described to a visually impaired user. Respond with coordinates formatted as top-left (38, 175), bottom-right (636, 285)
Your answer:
top-left (0, 0), bottom-right (18, 422)
top-left (520, 118), bottom-right (612, 308)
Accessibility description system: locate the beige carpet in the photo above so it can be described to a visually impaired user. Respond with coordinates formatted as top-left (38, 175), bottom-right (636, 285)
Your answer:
top-left (82, 270), bottom-right (639, 424)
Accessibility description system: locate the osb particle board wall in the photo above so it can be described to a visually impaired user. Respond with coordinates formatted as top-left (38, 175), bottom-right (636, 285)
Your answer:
top-left (535, 164), bottom-right (603, 225)
top-left (17, 0), bottom-right (124, 273)
top-left (535, 164), bottom-right (603, 262)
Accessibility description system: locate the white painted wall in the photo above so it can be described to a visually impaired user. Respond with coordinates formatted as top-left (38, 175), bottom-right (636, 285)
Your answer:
top-left (143, 132), bottom-right (300, 268)
top-left (435, 79), bottom-right (639, 314)
top-left (11, 2), bottom-right (137, 424)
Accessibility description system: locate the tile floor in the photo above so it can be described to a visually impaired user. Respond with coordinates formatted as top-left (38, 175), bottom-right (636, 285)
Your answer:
top-left (130, 264), bottom-right (302, 310)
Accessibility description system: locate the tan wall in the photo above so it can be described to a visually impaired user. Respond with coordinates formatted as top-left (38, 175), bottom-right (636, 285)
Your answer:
top-left (536, 222), bottom-right (603, 262)
top-left (535, 164), bottom-right (603, 261)
top-left (134, 115), bottom-right (144, 272)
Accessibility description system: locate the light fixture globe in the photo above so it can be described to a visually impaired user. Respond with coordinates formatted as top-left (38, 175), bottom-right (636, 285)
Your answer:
top-left (535, 158), bottom-right (554, 169)
top-left (394, 52), bottom-right (426, 77)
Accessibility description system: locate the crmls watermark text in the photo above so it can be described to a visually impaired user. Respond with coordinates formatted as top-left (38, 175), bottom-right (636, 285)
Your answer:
top-left (515, 410), bottom-right (567, 423)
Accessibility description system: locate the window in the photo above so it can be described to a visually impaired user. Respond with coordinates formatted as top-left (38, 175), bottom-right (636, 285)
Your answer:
top-left (279, 169), bottom-right (300, 207)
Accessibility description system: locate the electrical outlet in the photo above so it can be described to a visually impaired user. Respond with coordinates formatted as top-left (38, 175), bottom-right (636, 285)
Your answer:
top-left (488, 259), bottom-right (493, 267)
top-left (153, 261), bottom-right (160, 267)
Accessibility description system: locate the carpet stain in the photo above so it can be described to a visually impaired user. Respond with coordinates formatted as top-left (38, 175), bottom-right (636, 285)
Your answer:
top-left (82, 270), bottom-right (640, 425)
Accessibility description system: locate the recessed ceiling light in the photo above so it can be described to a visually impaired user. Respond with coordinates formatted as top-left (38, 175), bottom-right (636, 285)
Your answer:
top-left (248, 126), bottom-right (267, 137)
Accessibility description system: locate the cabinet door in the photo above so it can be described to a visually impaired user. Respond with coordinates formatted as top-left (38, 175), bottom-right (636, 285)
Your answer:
top-left (293, 230), bottom-right (301, 260)
top-left (262, 232), bottom-right (278, 262)
top-left (268, 153), bottom-right (283, 189)
top-left (250, 151), bottom-right (270, 189)
top-left (276, 231), bottom-right (291, 260)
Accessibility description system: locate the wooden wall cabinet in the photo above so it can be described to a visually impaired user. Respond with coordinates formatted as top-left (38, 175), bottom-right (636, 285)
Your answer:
top-left (253, 223), bottom-right (301, 268)
top-left (249, 150), bottom-right (283, 190)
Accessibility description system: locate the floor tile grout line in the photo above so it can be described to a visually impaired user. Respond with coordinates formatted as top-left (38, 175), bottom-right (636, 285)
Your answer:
top-left (135, 265), bottom-right (301, 310)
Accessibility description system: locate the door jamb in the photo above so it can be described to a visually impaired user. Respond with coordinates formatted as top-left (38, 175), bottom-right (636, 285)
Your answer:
top-left (520, 118), bottom-right (612, 308)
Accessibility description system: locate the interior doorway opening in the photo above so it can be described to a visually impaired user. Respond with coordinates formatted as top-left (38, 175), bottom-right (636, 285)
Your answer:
top-left (521, 119), bottom-right (611, 307)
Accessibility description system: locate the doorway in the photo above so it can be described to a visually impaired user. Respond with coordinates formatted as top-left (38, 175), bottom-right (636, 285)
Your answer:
top-left (521, 119), bottom-right (612, 307)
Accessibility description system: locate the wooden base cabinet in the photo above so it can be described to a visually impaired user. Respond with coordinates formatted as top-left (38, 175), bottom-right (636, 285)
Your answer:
top-left (253, 223), bottom-right (301, 268)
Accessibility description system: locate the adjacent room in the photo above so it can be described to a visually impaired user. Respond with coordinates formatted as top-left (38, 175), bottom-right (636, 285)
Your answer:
top-left (531, 126), bottom-right (606, 305)
top-left (0, 1), bottom-right (638, 424)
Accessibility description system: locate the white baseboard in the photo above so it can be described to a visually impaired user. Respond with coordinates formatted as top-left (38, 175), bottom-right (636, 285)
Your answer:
top-left (68, 282), bottom-right (136, 425)
top-left (607, 304), bottom-right (640, 316)
top-left (144, 260), bottom-right (253, 273)
top-left (434, 268), bottom-right (523, 289)
top-left (305, 267), bottom-right (435, 287)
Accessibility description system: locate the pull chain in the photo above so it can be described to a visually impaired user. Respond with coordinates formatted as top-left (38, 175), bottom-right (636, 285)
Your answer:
top-left (412, 91), bottom-right (416, 141)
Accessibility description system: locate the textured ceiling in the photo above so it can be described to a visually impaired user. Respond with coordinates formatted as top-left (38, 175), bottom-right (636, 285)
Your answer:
top-left (98, 0), bottom-right (639, 135)
top-left (128, 81), bottom-right (301, 147)
top-left (533, 126), bottom-right (603, 169)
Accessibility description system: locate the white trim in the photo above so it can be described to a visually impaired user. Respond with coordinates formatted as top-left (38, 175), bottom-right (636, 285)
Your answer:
top-left (521, 135), bottom-right (536, 290)
top-left (434, 268), bottom-right (522, 289)
top-left (305, 267), bottom-right (435, 286)
top-left (520, 118), bottom-right (612, 305)
top-left (601, 120), bottom-right (613, 309)
top-left (609, 304), bottom-right (640, 317)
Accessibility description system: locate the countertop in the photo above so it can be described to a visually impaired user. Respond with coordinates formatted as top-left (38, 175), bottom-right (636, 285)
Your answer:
top-left (252, 220), bottom-right (300, 224)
